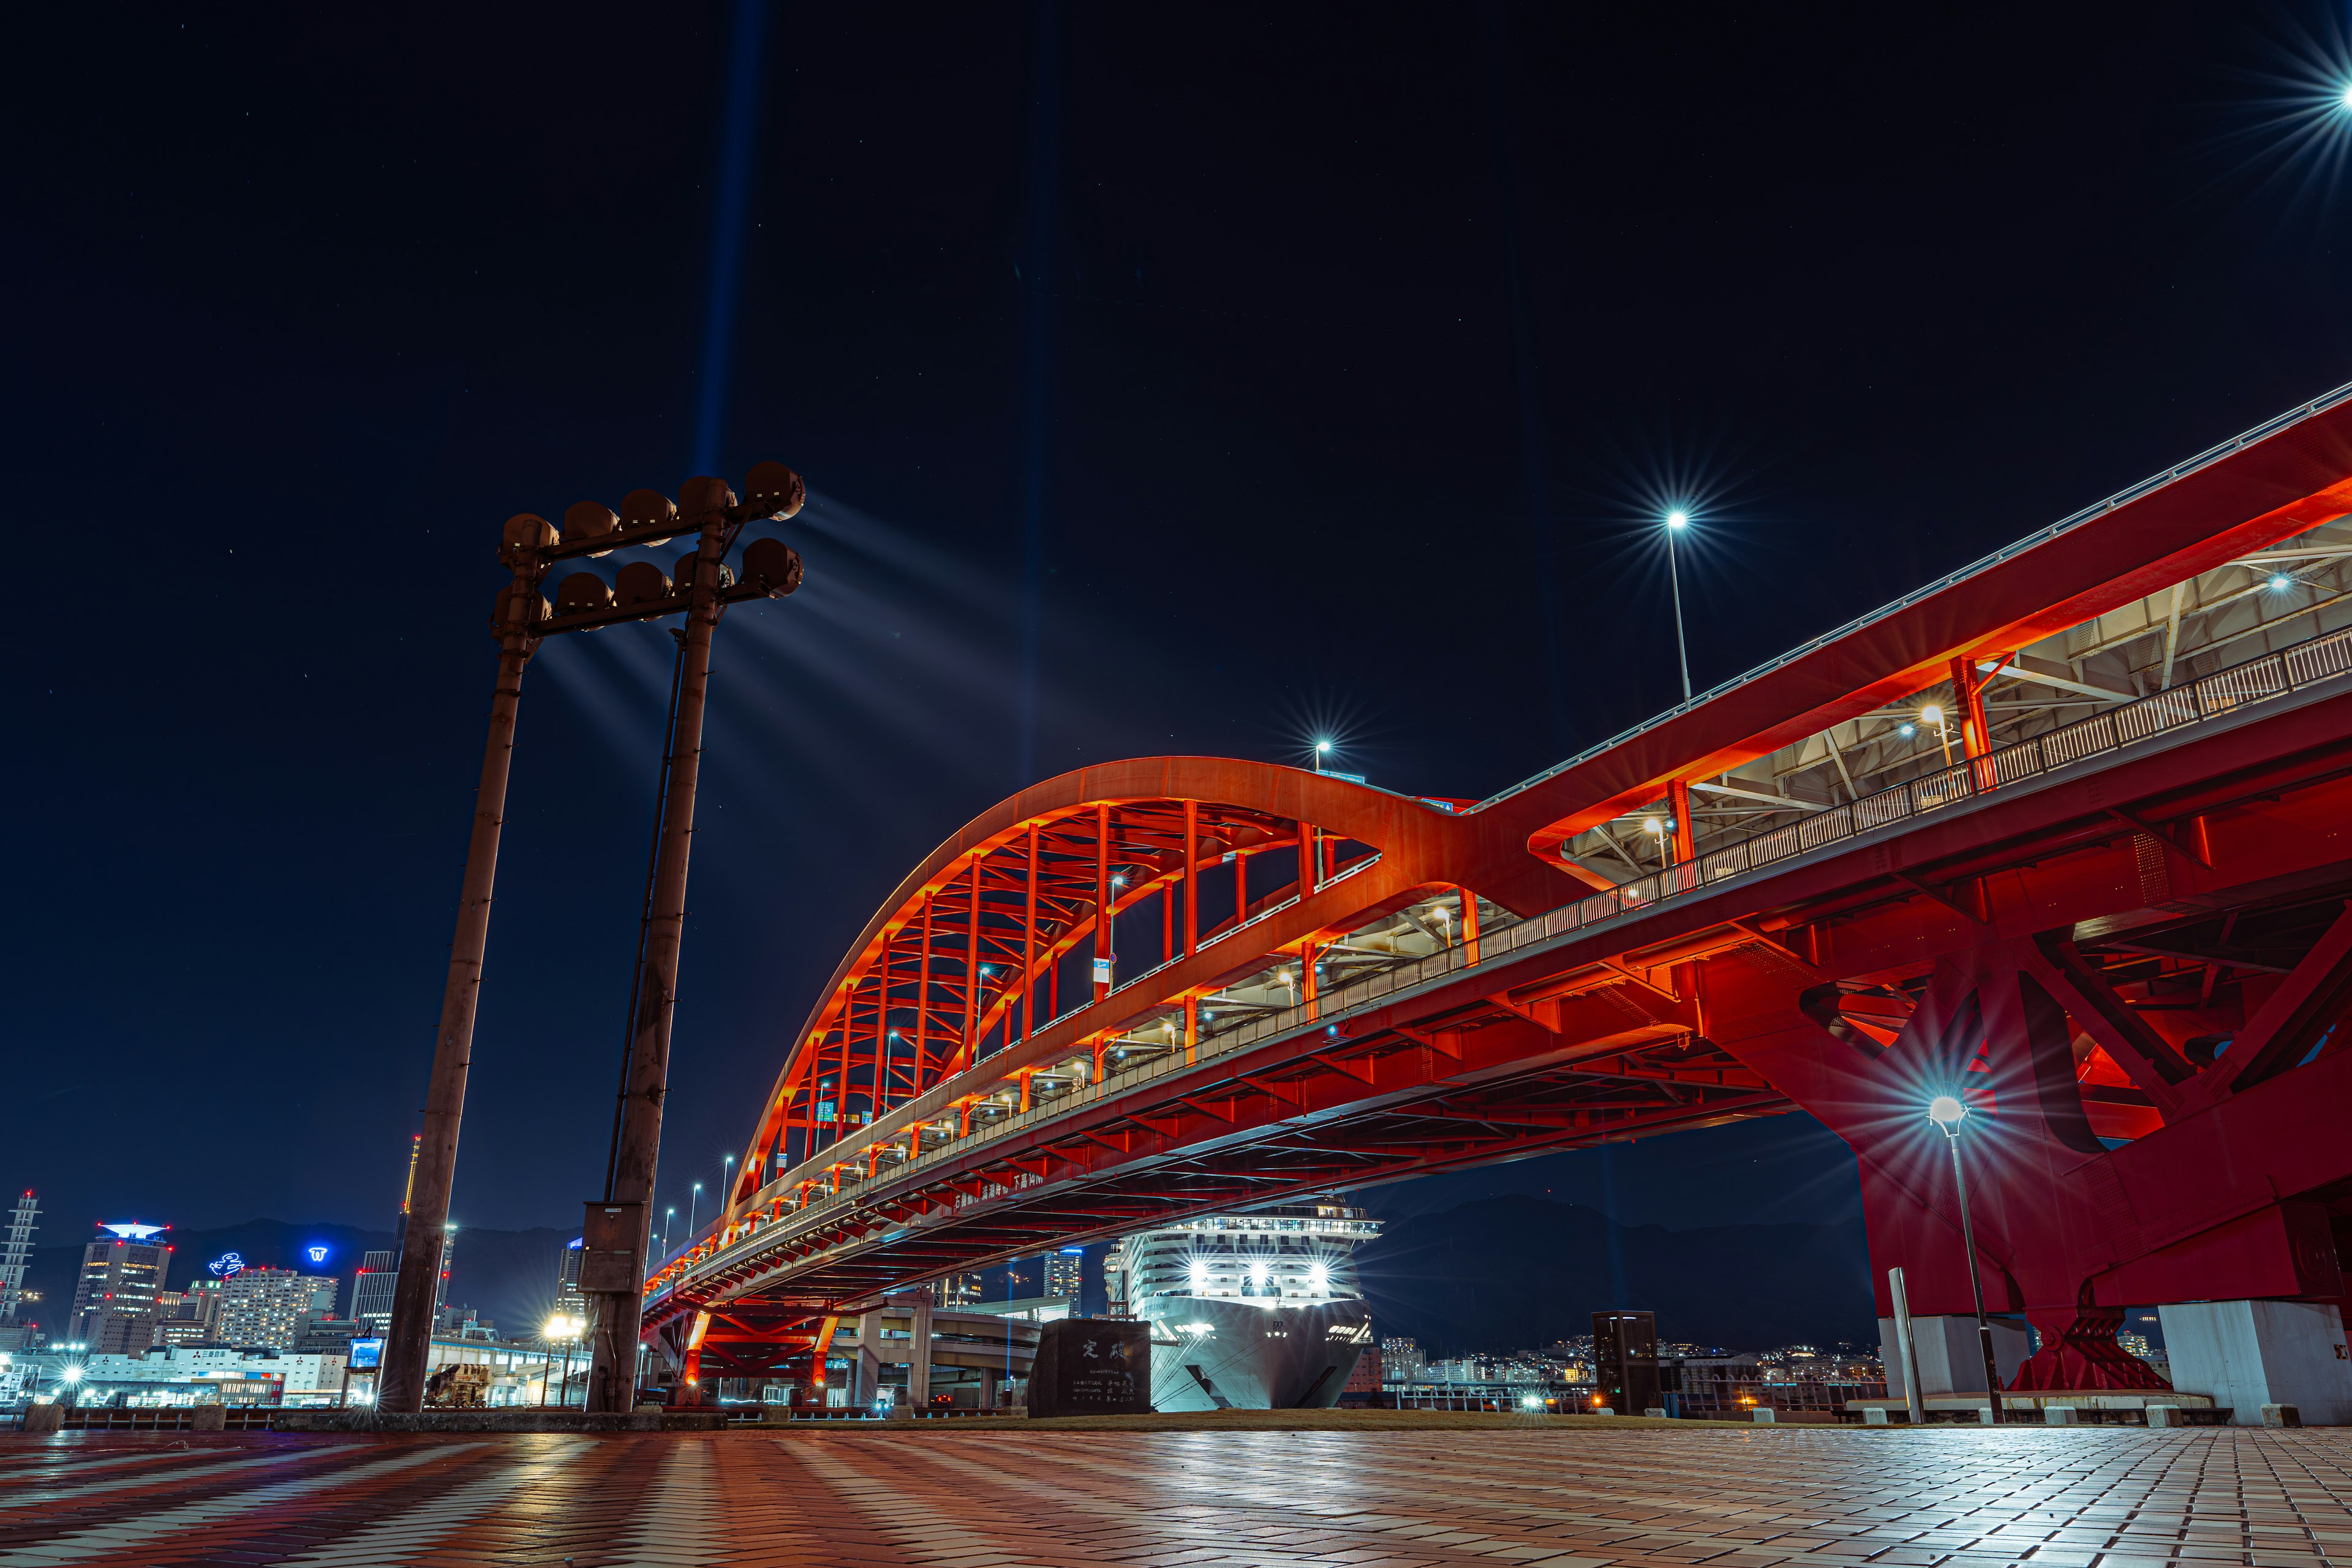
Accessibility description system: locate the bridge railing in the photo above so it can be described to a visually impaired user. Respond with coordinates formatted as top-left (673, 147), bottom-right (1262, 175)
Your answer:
top-left (659, 620), bottom-right (2352, 1301)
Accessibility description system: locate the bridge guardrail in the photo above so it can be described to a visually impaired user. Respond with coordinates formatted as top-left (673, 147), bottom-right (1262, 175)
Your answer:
top-left (658, 619), bottom-right (2352, 1302)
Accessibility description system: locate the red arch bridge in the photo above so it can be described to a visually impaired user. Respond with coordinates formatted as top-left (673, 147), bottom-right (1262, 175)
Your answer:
top-left (647, 386), bottom-right (2352, 1404)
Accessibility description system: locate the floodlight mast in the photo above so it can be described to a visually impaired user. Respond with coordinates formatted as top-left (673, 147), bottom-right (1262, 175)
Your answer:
top-left (377, 467), bottom-right (805, 1417)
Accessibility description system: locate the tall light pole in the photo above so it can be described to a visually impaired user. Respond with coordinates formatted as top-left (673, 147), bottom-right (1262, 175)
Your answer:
top-left (376, 461), bottom-right (807, 1417)
top-left (1664, 510), bottom-right (1693, 704)
top-left (1313, 739), bottom-right (1331, 773)
top-left (685, 1182), bottom-right (703, 1248)
top-left (1928, 1095), bottom-right (2004, 1423)
top-left (583, 467), bottom-right (807, 1415)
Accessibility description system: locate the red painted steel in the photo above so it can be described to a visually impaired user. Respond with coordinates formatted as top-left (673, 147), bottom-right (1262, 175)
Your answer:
top-left (655, 396), bottom-right (2352, 1395)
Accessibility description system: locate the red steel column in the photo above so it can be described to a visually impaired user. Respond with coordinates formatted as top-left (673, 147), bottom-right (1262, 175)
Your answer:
top-left (1668, 778), bottom-right (1696, 865)
top-left (581, 480), bottom-right (733, 1414)
top-left (1022, 824), bottom-right (1040, 1040)
top-left (379, 533), bottom-right (546, 1413)
top-left (1093, 804), bottom-right (1113, 1001)
top-left (1459, 885), bottom-right (1482, 964)
top-left (962, 858), bottom-right (982, 1052)
top-left (1951, 655), bottom-right (1996, 789)
top-left (1183, 801), bottom-right (1198, 957)
top-left (914, 895), bottom-right (933, 1088)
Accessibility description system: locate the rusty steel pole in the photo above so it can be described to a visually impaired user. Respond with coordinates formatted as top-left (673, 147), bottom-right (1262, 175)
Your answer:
top-left (583, 480), bottom-right (734, 1413)
top-left (379, 519), bottom-right (551, 1412)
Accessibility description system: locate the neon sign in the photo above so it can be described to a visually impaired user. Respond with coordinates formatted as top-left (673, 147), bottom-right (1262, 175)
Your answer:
top-left (305, 1246), bottom-right (330, 1265)
top-left (208, 1252), bottom-right (246, 1278)
top-left (100, 1221), bottom-right (167, 1240)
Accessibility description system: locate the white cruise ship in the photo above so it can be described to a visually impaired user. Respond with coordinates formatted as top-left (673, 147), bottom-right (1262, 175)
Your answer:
top-left (1107, 1202), bottom-right (1381, 1410)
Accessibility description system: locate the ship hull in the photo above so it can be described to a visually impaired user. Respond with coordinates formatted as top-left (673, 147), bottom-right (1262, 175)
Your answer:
top-left (1141, 1295), bottom-right (1370, 1411)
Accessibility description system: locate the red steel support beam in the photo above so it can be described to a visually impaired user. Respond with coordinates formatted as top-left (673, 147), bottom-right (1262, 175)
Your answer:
top-left (962, 859), bottom-right (981, 1054)
top-left (1094, 804), bottom-right (1112, 1001)
top-left (1183, 800), bottom-right (1198, 957)
top-left (1022, 823), bottom-right (1040, 1042)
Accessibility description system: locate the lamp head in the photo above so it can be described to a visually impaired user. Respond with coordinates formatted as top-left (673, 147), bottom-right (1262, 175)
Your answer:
top-left (1316, 739), bottom-right (1331, 753)
top-left (1922, 705), bottom-right (1943, 725)
top-left (1665, 510), bottom-right (1689, 530)
top-left (1643, 815), bottom-right (1664, 836)
top-left (1927, 1095), bottom-right (1967, 1131)
top-left (2270, 573), bottom-right (2294, 592)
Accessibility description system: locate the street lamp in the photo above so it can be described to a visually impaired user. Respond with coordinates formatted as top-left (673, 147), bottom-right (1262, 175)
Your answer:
top-left (1314, 739), bottom-right (1332, 773)
top-left (662, 1207), bottom-right (677, 1254)
top-left (1664, 510), bottom-right (1693, 704)
top-left (541, 1313), bottom-right (582, 1408)
top-left (1922, 704), bottom-right (1954, 769)
top-left (1927, 1094), bottom-right (2005, 1423)
top-left (687, 1182), bottom-right (703, 1243)
top-left (1643, 815), bottom-right (1670, 872)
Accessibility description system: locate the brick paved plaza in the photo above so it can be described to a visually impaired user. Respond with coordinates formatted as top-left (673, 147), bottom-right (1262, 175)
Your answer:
top-left (0, 1425), bottom-right (2348, 1568)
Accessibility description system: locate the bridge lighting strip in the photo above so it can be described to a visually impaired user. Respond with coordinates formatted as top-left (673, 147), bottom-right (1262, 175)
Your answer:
top-left (657, 620), bottom-right (2352, 1303)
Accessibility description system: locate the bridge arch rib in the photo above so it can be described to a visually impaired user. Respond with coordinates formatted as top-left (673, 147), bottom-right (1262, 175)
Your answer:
top-left (724, 757), bottom-right (1583, 1225)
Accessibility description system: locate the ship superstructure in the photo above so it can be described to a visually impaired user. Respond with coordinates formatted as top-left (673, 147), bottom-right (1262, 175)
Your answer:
top-left (1109, 1202), bottom-right (1379, 1410)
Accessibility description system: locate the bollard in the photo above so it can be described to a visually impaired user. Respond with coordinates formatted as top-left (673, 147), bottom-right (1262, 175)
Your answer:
top-left (1978, 1405), bottom-right (1998, 1425)
top-left (1589, 1406), bottom-right (1615, 1417)
top-left (1752, 1408), bottom-right (1777, 1423)
top-left (2045, 1406), bottom-right (2078, 1425)
top-left (190, 1405), bottom-right (225, 1433)
top-left (2146, 1404), bottom-right (2179, 1428)
top-left (2261, 1404), bottom-right (2302, 1428)
top-left (1863, 1407), bottom-right (1890, 1425)
top-left (21, 1404), bottom-right (62, 1434)
top-left (1643, 1408), bottom-right (1668, 1419)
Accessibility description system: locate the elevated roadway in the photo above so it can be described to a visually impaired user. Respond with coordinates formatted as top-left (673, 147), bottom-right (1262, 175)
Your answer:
top-left (650, 383), bottom-right (2352, 1396)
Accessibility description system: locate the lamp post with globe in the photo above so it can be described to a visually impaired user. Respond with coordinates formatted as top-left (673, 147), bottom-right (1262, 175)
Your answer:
top-left (1928, 1094), bottom-right (2005, 1422)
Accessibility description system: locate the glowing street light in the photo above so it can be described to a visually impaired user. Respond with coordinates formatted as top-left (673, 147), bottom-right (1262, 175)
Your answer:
top-left (2341, 82), bottom-right (2352, 110)
top-left (2270, 572), bottom-right (2295, 592)
top-left (1927, 1093), bottom-right (2005, 1423)
top-left (1313, 739), bottom-right (1333, 772)
top-left (1922, 704), bottom-right (1954, 768)
top-left (1664, 510), bottom-right (1693, 704)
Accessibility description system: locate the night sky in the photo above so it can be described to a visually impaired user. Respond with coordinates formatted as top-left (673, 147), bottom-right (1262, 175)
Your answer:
top-left (11, 4), bottom-right (2352, 1246)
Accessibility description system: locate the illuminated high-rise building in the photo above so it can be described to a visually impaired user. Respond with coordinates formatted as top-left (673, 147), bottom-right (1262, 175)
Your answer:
top-left (216, 1267), bottom-right (337, 1351)
top-left (1044, 1247), bottom-right (1084, 1302)
top-left (69, 1222), bottom-right (173, 1352)
top-left (0, 1191), bottom-right (38, 1344)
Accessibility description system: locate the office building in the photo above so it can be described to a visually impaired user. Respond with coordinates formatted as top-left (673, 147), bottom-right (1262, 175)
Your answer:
top-left (0, 1191), bottom-right (37, 1350)
top-left (216, 1268), bottom-right (336, 1351)
top-left (349, 1250), bottom-right (397, 1333)
top-left (929, 1272), bottom-right (983, 1308)
top-left (69, 1223), bottom-right (172, 1353)
top-left (149, 1281), bottom-right (222, 1349)
top-left (1044, 1247), bottom-right (1083, 1302)
top-left (555, 1238), bottom-right (586, 1324)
